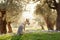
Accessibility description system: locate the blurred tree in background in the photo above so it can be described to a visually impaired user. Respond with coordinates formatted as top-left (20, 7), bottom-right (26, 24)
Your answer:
top-left (46, 0), bottom-right (60, 31)
top-left (0, 0), bottom-right (22, 34)
top-left (35, 0), bottom-right (57, 30)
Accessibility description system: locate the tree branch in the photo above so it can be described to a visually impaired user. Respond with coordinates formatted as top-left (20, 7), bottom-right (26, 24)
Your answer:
top-left (48, 4), bottom-right (56, 9)
top-left (46, 0), bottom-right (57, 9)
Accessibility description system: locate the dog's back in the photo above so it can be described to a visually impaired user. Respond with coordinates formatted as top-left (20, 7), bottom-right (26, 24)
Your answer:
top-left (17, 23), bottom-right (24, 35)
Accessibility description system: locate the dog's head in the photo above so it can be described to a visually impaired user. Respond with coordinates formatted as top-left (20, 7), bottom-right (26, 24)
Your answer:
top-left (26, 19), bottom-right (30, 25)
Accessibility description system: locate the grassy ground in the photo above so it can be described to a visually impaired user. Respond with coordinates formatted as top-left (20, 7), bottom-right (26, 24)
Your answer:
top-left (0, 32), bottom-right (60, 40)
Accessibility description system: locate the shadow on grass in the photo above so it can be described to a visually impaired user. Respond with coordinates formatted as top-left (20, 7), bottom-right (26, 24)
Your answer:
top-left (11, 34), bottom-right (23, 40)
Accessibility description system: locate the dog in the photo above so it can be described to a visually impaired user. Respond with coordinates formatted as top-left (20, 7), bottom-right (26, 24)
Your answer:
top-left (17, 19), bottom-right (30, 35)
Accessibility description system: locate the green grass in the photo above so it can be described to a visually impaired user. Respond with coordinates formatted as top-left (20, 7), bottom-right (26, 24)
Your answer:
top-left (0, 32), bottom-right (60, 40)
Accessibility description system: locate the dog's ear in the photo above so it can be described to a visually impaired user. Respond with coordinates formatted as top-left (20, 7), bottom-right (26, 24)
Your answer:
top-left (26, 19), bottom-right (29, 22)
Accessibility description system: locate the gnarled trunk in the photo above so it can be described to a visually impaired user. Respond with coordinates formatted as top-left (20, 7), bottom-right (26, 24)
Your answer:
top-left (0, 11), bottom-right (7, 34)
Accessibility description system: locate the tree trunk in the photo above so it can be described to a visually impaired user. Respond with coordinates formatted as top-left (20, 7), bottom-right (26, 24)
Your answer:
top-left (0, 11), bottom-right (7, 34)
top-left (46, 21), bottom-right (54, 30)
top-left (2, 20), bottom-right (7, 34)
top-left (44, 16), bottom-right (54, 30)
top-left (56, 3), bottom-right (60, 31)
top-left (40, 25), bottom-right (44, 30)
top-left (46, 0), bottom-right (60, 31)
top-left (56, 14), bottom-right (60, 31)
top-left (7, 22), bottom-right (12, 33)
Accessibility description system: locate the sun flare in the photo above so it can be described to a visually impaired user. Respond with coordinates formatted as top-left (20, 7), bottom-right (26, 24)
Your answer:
top-left (22, 12), bottom-right (34, 19)
top-left (22, 1), bottom-right (36, 20)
